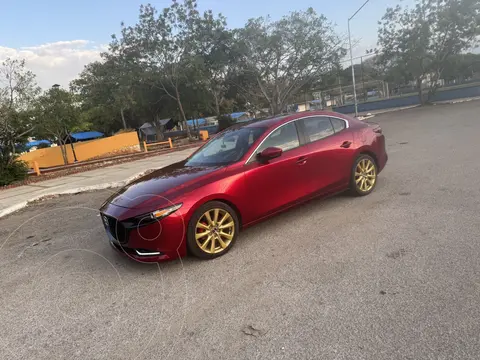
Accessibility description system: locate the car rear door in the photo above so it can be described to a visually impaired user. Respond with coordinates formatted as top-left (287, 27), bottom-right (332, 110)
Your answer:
top-left (242, 121), bottom-right (309, 222)
top-left (298, 116), bottom-right (354, 195)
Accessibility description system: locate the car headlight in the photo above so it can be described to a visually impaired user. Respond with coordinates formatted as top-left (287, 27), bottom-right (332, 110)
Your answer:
top-left (151, 203), bottom-right (183, 220)
top-left (121, 204), bottom-right (183, 229)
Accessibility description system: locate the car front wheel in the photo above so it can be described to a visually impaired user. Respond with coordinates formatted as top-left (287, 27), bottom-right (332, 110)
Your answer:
top-left (187, 201), bottom-right (239, 259)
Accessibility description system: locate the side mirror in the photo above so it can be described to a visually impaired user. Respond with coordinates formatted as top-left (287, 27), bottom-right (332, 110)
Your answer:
top-left (257, 147), bottom-right (282, 162)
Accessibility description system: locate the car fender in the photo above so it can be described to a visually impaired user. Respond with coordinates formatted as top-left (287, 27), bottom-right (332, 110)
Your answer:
top-left (178, 172), bottom-right (247, 229)
top-left (354, 143), bottom-right (379, 166)
top-left (188, 193), bottom-right (243, 221)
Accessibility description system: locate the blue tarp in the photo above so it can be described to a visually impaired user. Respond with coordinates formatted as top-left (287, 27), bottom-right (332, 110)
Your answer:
top-left (71, 131), bottom-right (104, 141)
top-left (186, 118), bottom-right (207, 126)
top-left (25, 140), bottom-right (51, 148)
top-left (230, 112), bottom-right (247, 119)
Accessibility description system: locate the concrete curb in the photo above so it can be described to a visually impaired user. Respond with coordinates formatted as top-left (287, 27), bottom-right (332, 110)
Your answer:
top-left (356, 105), bottom-right (420, 117)
top-left (0, 167), bottom-right (157, 219)
top-left (433, 96), bottom-right (480, 105)
top-left (354, 96), bottom-right (480, 118)
top-left (358, 114), bottom-right (376, 121)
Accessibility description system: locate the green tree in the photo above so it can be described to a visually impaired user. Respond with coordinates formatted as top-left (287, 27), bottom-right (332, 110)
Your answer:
top-left (0, 105), bottom-right (30, 185)
top-left (216, 114), bottom-right (236, 131)
top-left (377, 0), bottom-right (480, 104)
top-left (103, 45), bottom-right (144, 129)
top-left (33, 87), bottom-right (81, 165)
top-left (0, 58), bottom-right (39, 185)
top-left (442, 53), bottom-right (480, 82)
top-left (0, 58), bottom-right (40, 154)
top-left (191, 13), bottom-right (234, 116)
top-left (70, 3), bottom-right (352, 132)
top-left (71, 58), bottom-right (133, 133)
top-left (235, 8), bottom-right (346, 115)
top-left (115, 1), bottom-right (218, 139)
top-left (71, 61), bottom-right (116, 132)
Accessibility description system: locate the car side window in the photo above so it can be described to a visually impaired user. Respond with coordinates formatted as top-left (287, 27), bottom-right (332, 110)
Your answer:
top-left (256, 122), bottom-right (300, 154)
top-left (302, 117), bottom-right (335, 143)
top-left (330, 118), bottom-right (346, 133)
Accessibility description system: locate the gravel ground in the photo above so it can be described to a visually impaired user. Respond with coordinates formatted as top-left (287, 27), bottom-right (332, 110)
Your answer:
top-left (1, 101), bottom-right (480, 360)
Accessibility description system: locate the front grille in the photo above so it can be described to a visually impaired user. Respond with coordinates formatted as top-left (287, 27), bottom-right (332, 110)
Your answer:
top-left (102, 214), bottom-right (129, 244)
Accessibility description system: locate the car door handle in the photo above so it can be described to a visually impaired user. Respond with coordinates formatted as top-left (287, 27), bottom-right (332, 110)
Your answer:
top-left (340, 141), bottom-right (352, 148)
top-left (296, 156), bottom-right (307, 165)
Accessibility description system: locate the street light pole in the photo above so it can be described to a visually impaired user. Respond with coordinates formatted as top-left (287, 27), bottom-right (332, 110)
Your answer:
top-left (348, 20), bottom-right (358, 117)
top-left (348, 0), bottom-right (370, 117)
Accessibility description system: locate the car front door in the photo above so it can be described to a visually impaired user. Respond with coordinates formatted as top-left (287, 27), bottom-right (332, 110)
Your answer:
top-left (298, 116), bottom-right (355, 195)
top-left (242, 121), bottom-right (309, 223)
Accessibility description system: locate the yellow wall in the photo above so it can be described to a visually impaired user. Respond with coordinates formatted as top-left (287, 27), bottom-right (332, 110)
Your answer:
top-left (20, 132), bottom-right (140, 168)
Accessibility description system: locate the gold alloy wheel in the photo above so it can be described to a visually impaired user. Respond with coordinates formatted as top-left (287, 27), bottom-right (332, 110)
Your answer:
top-left (195, 208), bottom-right (235, 254)
top-left (355, 158), bottom-right (376, 192)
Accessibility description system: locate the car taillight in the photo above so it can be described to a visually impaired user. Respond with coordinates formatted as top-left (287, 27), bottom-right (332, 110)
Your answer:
top-left (367, 121), bottom-right (382, 134)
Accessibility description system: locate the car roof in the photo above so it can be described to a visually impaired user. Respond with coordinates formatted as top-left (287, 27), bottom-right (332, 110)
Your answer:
top-left (241, 111), bottom-right (351, 129)
top-left (239, 115), bottom-right (289, 129)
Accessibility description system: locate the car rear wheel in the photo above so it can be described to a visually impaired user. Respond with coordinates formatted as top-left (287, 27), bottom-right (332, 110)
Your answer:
top-left (187, 201), bottom-right (239, 259)
top-left (350, 154), bottom-right (377, 196)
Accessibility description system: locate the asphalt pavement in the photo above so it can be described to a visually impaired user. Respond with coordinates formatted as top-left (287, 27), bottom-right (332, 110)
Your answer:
top-left (1, 100), bottom-right (480, 359)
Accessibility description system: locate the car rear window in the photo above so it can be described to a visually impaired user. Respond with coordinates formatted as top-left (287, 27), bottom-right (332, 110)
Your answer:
top-left (302, 116), bottom-right (335, 142)
top-left (330, 118), bottom-right (346, 133)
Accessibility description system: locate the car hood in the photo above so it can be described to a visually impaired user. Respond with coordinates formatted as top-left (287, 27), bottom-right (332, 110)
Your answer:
top-left (103, 160), bottom-right (225, 211)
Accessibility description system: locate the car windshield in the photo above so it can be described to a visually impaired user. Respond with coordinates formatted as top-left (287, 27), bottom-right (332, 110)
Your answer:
top-left (186, 127), bottom-right (267, 166)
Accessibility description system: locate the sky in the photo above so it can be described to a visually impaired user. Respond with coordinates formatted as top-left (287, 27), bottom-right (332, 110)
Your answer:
top-left (0, 0), bottom-right (413, 88)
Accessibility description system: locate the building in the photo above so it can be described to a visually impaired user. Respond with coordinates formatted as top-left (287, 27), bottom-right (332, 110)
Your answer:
top-left (69, 131), bottom-right (104, 142)
top-left (139, 118), bottom-right (175, 143)
top-left (295, 100), bottom-right (325, 112)
top-left (25, 139), bottom-right (51, 152)
top-left (186, 118), bottom-right (207, 127)
top-left (230, 112), bottom-right (252, 122)
top-left (63, 131), bottom-right (104, 144)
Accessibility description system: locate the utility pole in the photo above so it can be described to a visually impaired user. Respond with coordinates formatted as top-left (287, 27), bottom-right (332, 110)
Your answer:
top-left (338, 75), bottom-right (343, 106)
top-left (361, 56), bottom-right (366, 101)
top-left (347, 21), bottom-right (358, 116)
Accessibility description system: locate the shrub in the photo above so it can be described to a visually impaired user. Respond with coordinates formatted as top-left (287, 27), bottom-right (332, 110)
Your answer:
top-left (0, 159), bottom-right (29, 186)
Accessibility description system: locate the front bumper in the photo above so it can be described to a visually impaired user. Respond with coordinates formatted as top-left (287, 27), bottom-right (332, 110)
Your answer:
top-left (108, 240), bottom-right (174, 262)
top-left (100, 206), bottom-right (187, 262)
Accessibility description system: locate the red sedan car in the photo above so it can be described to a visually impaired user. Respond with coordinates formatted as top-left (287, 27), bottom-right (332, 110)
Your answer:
top-left (100, 111), bottom-right (387, 262)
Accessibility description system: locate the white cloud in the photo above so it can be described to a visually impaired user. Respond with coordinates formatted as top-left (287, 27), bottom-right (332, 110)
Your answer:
top-left (0, 40), bottom-right (105, 89)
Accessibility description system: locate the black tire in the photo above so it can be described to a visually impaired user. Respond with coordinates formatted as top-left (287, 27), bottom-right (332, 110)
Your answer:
top-left (349, 154), bottom-right (378, 196)
top-left (187, 201), bottom-right (239, 259)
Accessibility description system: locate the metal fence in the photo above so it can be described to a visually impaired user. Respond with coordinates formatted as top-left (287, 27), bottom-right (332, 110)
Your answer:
top-left (332, 83), bottom-right (480, 114)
